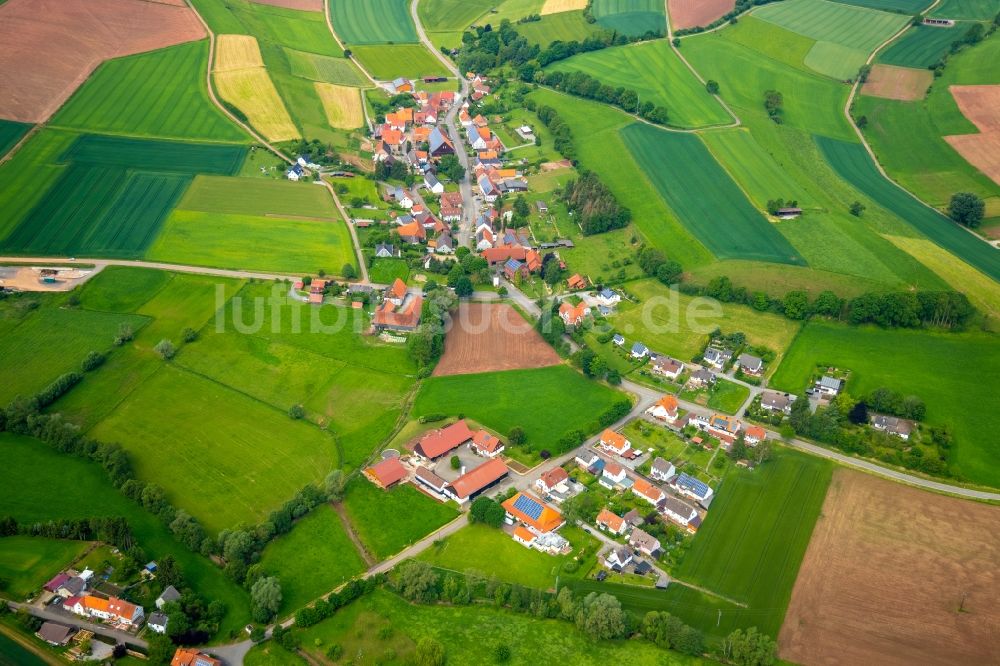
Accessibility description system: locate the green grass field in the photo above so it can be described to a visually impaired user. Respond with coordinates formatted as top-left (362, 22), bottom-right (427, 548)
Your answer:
top-left (613, 279), bottom-right (802, 362)
top-left (621, 124), bottom-right (805, 265)
top-left (412, 365), bottom-right (625, 454)
top-left (0, 434), bottom-right (250, 635)
top-left (78, 266), bottom-right (173, 313)
top-left (701, 128), bottom-right (813, 210)
top-left (706, 379), bottom-right (751, 413)
top-left (592, 0), bottom-right (665, 35)
top-left (50, 42), bottom-right (246, 142)
top-left (179, 175), bottom-right (339, 218)
top-left (754, 0), bottom-right (910, 53)
top-left (515, 11), bottom-right (604, 47)
top-left (260, 505), bottom-right (366, 614)
top-left (418, 524), bottom-right (597, 589)
top-left (930, 0), bottom-right (999, 19)
top-left (675, 449), bottom-right (832, 637)
top-left (817, 135), bottom-right (1000, 282)
top-left (685, 260), bottom-right (896, 298)
top-left (368, 258), bottom-right (409, 284)
top-left (878, 24), bottom-right (962, 69)
top-left (351, 44), bottom-right (449, 79)
top-left (770, 322), bottom-right (1000, 488)
top-left (418, 0), bottom-right (495, 32)
top-left (146, 210), bottom-right (357, 274)
top-left (0, 129), bottom-right (77, 242)
top-left (0, 120), bottom-right (31, 156)
top-left (0, 536), bottom-right (89, 600)
top-left (549, 40), bottom-right (731, 128)
top-left (284, 48), bottom-right (369, 86)
top-left (342, 479), bottom-right (458, 560)
top-left (329, 0), bottom-right (418, 44)
top-left (829, 0), bottom-right (931, 10)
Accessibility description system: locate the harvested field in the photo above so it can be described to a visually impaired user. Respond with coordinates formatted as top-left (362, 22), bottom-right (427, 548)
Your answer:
top-left (945, 133), bottom-right (1000, 185)
top-left (0, 0), bottom-right (205, 122)
top-left (669, 0), bottom-right (735, 30)
top-left (250, 0), bottom-right (323, 10)
top-left (316, 83), bottom-right (364, 129)
top-left (215, 69), bottom-right (299, 142)
top-left (541, 0), bottom-right (588, 14)
top-left (432, 303), bottom-right (561, 376)
top-left (214, 34), bottom-right (265, 71)
top-left (779, 469), bottom-right (1000, 666)
top-left (945, 85), bottom-right (1000, 185)
top-left (860, 63), bottom-right (933, 101)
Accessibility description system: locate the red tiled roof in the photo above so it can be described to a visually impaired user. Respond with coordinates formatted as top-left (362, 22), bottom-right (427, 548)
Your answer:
top-left (654, 396), bottom-right (678, 412)
top-left (513, 525), bottom-right (535, 542)
top-left (601, 429), bottom-right (628, 451)
top-left (396, 221), bottom-right (426, 240)
top-left (745, 426), bottom-right (766, 441)
top-left (365, 457), bottom-right (407, 488)
top-left (567, 274), bottom-right (586, 289)
top-left (472, 430), bottom-right (503, 453)
top-left (446, 458), bottom-right (508, 499)
top-left (633, 478), bottom-right (664, 502)
top-left (502, 491), bottom-right (563, 533)
top-left (604, 461), bottom-right (624, 477)
top-left (596, 508), bottom-right (625, 532)
top-left (172, 648), bottom-right (222, 666)
top-left (415, 420), bottom-right (474, 459)
top-left (373, 294), bottom-right (422, 331)
top-left (539, 467), bottom-right (568, 489)
top-left (389, 278), bottom-right (407, 300)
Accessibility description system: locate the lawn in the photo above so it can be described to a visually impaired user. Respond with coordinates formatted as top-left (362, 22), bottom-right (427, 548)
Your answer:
top-left (816, 135), bottom-right (1000, 282)
top-left (260, 505), bottom-right (366, 614)
top-left (674, 449), bottom-right (832, 637)
top-left (707, 379), bottom-right (751, 414)
top-left (0, 536), bottom-right (90, 600)
top-left (50, 41), bottom-right (246, 142)
top-left (418, 524), bottom-right (597, 590)
top-left (146, 210), bottom-right (357, 275)
top-left (88, 364), bottom-right (339, 533)
top-left (341, 479), bottom-right (459, 560)
top-left (878, 24), bottom-right (963, 69)
top-left (515, 10), bottom-right (604, 47)
top-left (612, 279), bottom-right (802, 363)
top-left (592, 0), bottom-right (666, 35)
top-left (621, 124), bottom-right (806, 265)
top-left (0, 119), bottom-right (31, 156)
top-left (328, 0), bottom-right (418, 44)
top-left (549, 40), bottom-right (731, 128)
top-left (368, 258), bottom-right (410, 284)
top-left (0, 434), bottom-right (250, 636)
top-left (770, 321), bottom-right (1000, 488)
top-left (284, 48), bottom-right (369, 87)
top-left (351, 44), bottom-right (449, 79)
top-left (178, 175), bottom-right (339, 218)
top-left (412, 365), bottom-right (626, 458)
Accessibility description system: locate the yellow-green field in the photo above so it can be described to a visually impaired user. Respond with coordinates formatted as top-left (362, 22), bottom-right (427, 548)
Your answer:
top-left (213, 34), bottom-right (299, 141)
top-left (315, 82), bottom-right (364, 129)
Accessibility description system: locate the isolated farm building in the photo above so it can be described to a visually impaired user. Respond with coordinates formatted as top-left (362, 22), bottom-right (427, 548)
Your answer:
top-left (600, 461), bottom-right (629, 490)
top-left (613, 334), bottom-right (625, 346)
top-left (156, 585), bottom-right (182, 609)
top-left (815, 376), bottom-right (844, 396)
top-left (67, 595), bottom-right (144, 626)
top-left (599, 429), bottom-right (632, 456)
top-left (535, 200), bottom-right (548, 213)
top-left (761, 391), bottom-right (794, 414)
top-left (558, 301), bottom-right (590, 327)
top-left (923, 16), bottom-right (954, 26)
top-left (629, 527), bottom-right (662, 558)
top-left (650, 457), bottom-right (676, 482)
top-left (536, 467), bottom-right (569, 495)
top-left (502, 491), bottom-right (564, 534)
top-left (36, 622), bottom-right (74, 646)
top-left (631, 342), bottom-right (649, 359)
top-left (871, 414), bottom-right (915, 440)
top-left (703, 347), bottom-right (732, 369)
top-left (502, 178), bottom-right (528, 193)
top-left (661, 496), bottom-right (699, 531)
top-left (171, 648), bottom-right (222, 666)
top-left (647, 395), bottom-right (679, 423)
top-left (650, 356), bottom-right (684, 381)
top-left (414, 420), bottom-right (475, 460)
top-left (567, 273), bottom-right (587, 290)
top-left (364, 456), bottom-right (408, 489)
top-left (605, 546), bottom-right (633, 570)
top-left (470, 430), bottom-right (504, 457)
top-left (744, 425), bottom-right (767, 445)
top-left (375, 243), bottom-right (398, 258)
top-left (688, 367), bottom-right (716, 388)
top-left (373, 294), bottom-right (422, 332)
top-left (444, 458), bottom-right (509, 504)
top-left (512, 525), bottom-right (536, 548)
top-left (414, 466), bottom-right (448, 497)
top-left (738, 354), bottom-right (764, 375)
top-left (148, 611), bottom-right (169, 634)
top-left (775, 207), bottom-right (802, 219)
top-left (671, 473), bottom-right (714, 504)
top-left (632, 478), bottom-right (666, 506)
top-left (596, 508), bottom-right (627, 536)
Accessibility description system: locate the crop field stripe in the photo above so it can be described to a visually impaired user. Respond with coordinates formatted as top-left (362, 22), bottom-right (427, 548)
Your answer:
top-left (753, 0), bottom-right (911, 53)
top-left (878, 24), bottom-right (963, 69)
top-left (84, 172), bottom-right (191, 256)
top-left (328, 0), bottom-right (419, 44)
top-left (592, 0), bottom-right (665, 36)
top-left (418, 0), bottom-right (496, 32)
top-left (827, 0), bottom-right (931, 11)
top-left (284, 47), bottom-right (369, 86)
top-left (61, 134), bottom-right (246, 175)
top-left (0, 119), bottom-right (32, 156)
top-left (817, 135), bottom-right (1000, 282)
top-left (930, 0), bottom-right (999, 19)
top-left (315, 82), bottom-right (364, 129)
top-left (351, 44), bottom-right (449, 79)
top-left (621, 123), bottom-right (806, 265)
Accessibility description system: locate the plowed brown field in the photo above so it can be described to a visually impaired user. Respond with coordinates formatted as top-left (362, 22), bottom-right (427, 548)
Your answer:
top-left (945, 85), bottom-right (1000, 185)
top-left (0, 0), bottom-right (205, 122)
top-left (433, 303), bottom-right (561, 376)
top-left (861, 64), bottom-right (933, 101)
top-left (779, 469), bottom-right (1000, 666)
top-left (669, 0), bottom-right (735, 30)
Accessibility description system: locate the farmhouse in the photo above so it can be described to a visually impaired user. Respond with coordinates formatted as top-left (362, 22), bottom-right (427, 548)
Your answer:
top-left (55, 573), bottom-right (89, 598)
top-left (36, 622), bottom-right (74, 646)
top-left (871, 414), bottom-right (915, 440)
top-left (629, 527), bottom-right (661, 557)
top-left (660, 495), bottom-right (699, 531)
top-left (67, 595), bottom-right (144, 626)
top-left (671, 473), bottom-right (714, 504)
top-left (738, 353), bottom-right (763, 375)
top-left (364, 456), bottom-right (408, 489)
top-left (775, 207), bottom-right (802, 219)
top-left (502, 492), bottom-right (564, 533)
top-left (373, 294), bottom-right (422, 332)
top-left (171, 648), bottom-right (222, 666)
top-left (599, 429), bottom-right (632, 456)
top-left (650, 356), bottom-right (684, 381)
top-left (632, 478), bottom-right (666, 506)
top-left (558, 301), bottom-right (590, 327)
top-left (391, 77), bottom-right (413, 93)
top-left (536, 467), bottom-right (569, 495)
top-left (413, 420), bottom-right (476, 459)
top-left (744, 425), bottom-right (767, 445)
top-left (470, 430), bottom-right (505, 457)
top-left (596, 508), bottom-right (627, 535)
top-left (650, 457), bottom-right (676, 482)
top-left (444, 458), bottom-right (509, 504)
top-left (703, 347), bottom-right (732, 369)
top-left (647, 395), bottom-right (679, 423)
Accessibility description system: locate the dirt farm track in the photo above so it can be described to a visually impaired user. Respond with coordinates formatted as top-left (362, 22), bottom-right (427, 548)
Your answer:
top-left (432, 302), bottom-right (562, 376)
top-left (779, 469), bottom-right (1000, 666)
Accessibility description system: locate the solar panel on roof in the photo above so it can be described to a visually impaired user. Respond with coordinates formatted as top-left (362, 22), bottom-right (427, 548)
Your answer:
top-left (678, 473), bottom-right (709, 496)
top-left (513, 494), bottom-right (543, 520)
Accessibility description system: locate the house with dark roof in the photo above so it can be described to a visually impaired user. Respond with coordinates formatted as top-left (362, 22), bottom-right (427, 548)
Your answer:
top-left (148, 611), bottom-right (169, 634)
top-left (414, 466), bottom-right (448, 496)
top-left (761, 391), bottom-right (794, 415)
top-left (703, 346), bottom-right (732, 369)
top-left (36, 622), bottom-right (74, 646)
top-left (688, 367), bottom-right (716, 388)
top-left (650, 457), bottom-right (676, 482)
top-left (423, 172), bottom-right (444, 194)
top-left (156, 585), bottom-right (181, 609)
top-left (605, 546), bottom-right (633, 570)
top-left (629, 527), bottom-right (661, 558)
top-left (375, 243), bottom-right (398, 258)
top-left (631, 342), bottom-right (649, 359)
top-left (660, 496), bottom-right (699, 531)
top-left (671, 473), bottom-right (714, 504)
top-left (871, 414), bottom-right (915, 440)
top-left (737, 353), bottom-right (764, 375)
top-left (428, 127), bottom-right (454, 157)
top-left (816, 375), bottom-right (844, 396)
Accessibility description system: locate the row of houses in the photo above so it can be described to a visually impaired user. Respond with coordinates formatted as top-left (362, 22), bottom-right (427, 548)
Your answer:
top-left (372, 278), bottom-right (422, 333)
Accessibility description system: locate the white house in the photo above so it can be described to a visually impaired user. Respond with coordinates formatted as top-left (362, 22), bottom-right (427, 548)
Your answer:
top-left (423, 173), bottom-right (444, 194)
top-left (612, 334), bottom-right (625, 347)
top-left (599, 429), bottom-right (631, 456)
top-left (536, 467), bottom-right (569, 495)
top-left (816, 376), bottom-right (844, 396)
top-left (650, 356), bottom-right (684, 381)
top-left (649, 457), bottom-right (676, 482)
top-left (703, 347), bottom-right (732, 369)
top-left (647, 396), bottom-right (679, 423)
top-left (871, 414), bottom-right (914, 440)
top-left (147, 611), bottom-right (168, 634)
top-left (737, 353), bottom-right (763, 375)
top-left (671, 473), bottom-right (714, 503)
top-left (605, 546), bottom-right (633, 569)
top-left (155, 585), bottom-right (181, 610)
top-left (600, 462), bottom-right (628, 489)
top-left (660, 496), bottom-right (698, 529)
top-left (512, 525), bottom-right (536, 548)
top-left (597, 288), bottom-right (621, 306)
top-left (629, 527), bottom-right (661, 557)
top-left (631, 342), bottom-right (649, 359)
top-left (68, 596), bottom-right (144, 627)
top-left (596, 508), bottom-right (627, 536)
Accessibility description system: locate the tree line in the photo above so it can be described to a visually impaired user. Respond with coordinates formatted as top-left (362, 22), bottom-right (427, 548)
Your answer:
top-left (532, 69), bottom-right (671, 125)
top-left (673, 0), bottom-right (785, 36)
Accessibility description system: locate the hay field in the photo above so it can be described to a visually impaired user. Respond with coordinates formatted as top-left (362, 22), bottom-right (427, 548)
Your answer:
top-left (541, 0), bottom-right (588, 14)
top-left (214, 34), bottom-right (265, 71)
top-left (315, 82), bottom-right (363, 129)
top-left (215, 72), bottom-right (298, 141)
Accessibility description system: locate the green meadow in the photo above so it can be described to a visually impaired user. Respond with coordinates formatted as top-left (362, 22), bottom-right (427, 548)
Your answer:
top-left (0, 129), bottom-right (78, 241)
top-left (259, 505), bottom-right (366, 614)
top-left (0, 120), bottom-right (31, 156)
top-left (179, 175), bottom-right (339, 218)
top-left (0, 536), bottom-right (90, 599)
top-left (0, 434), bottom-right (250, 634)
top-left (351, 44), bottom-right (449, 79)
top-left (329, 0), bottom-right (418, 44)
top-left (284, 48), bottom-right (369, 87)
top-left (515, 11), bottom-right (605, 47)
top-left (549, 39), bottom-right (731, 128)
top-left (50, 41), bottom-right (246, 142)
top-left (771, 322), bottom-right (1000, 488)
top-left (930, 0), bottom-right (999, 19)
top-left (592, 0), bottom-right (666, 36)
top-left (828, 0), bottom-right (930, 10)
top-left (878, 24), bottom-right (963, 69)
top-left (754, 0), bottom-right (910, 56)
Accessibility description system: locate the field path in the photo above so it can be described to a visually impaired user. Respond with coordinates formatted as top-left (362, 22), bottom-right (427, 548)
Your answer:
top-left (332, 501), bottom-right (377, 566)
